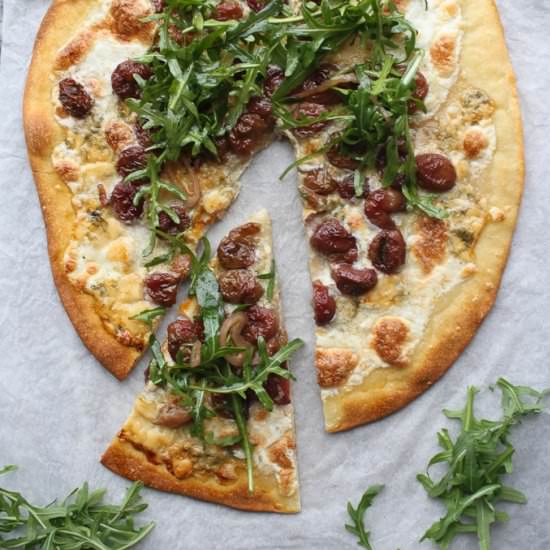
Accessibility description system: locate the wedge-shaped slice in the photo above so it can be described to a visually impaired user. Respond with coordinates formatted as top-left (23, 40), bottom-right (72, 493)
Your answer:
top-left (287, 0), bottom-right (523, 432)
top-left (102, 210), bottom-right (301, 512)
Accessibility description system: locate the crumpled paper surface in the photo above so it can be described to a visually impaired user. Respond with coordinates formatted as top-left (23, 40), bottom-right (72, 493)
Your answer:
top-left (0, 1), bottom-right (549, 549)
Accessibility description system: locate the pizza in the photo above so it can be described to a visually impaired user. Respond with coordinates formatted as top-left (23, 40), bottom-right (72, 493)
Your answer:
top-left (102, 210), bottom-right (302, 512)
top-left (300, 1), bottom-right (523, 431)
top-left (24, 0), bottom-right (522, 432)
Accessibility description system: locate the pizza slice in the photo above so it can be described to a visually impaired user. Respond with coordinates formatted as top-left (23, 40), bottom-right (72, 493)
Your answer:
top-left (283, 0), bottom-right (523, 431)
top-left (102, 210), bottom-right (302, 512)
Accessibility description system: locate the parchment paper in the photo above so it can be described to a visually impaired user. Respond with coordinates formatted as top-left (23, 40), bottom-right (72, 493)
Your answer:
top-left (1, 2), bottom-right (549, 549)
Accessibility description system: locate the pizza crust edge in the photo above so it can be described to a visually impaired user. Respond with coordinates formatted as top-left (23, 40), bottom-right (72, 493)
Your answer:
top-left (321, 0), bottom-right (524, 432)
top-left (23, 0), bottom-right (142, 380)
top-left (101, 438), bottom-right (301, 513)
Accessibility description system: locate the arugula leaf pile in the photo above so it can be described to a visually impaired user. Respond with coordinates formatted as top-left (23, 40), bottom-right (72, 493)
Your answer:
top-left (144, 239), bottom-right (303, 492)
top-left (0, 465), bottom-right (154, 549)
top-left (127, 0), bottom-right (441, 252)
top-left (345, 484), bottom-right (384, 549)
top-left (418, 378), bottom-right (547, 550)
top-left (274, 1), bottom-right (444, 217)
top-left (338, 49), bottom-right (446, 219)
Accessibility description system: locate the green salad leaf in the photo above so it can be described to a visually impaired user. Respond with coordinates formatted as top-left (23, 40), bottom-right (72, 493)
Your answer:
top-left (345, 484), bottom-right (384, 549)
top-left (143, 240), bottom-right (303, 493)
top-left (418, 378), bottom-right (548, 550)
top-left (126, 0), bottom-right (441, 253)
top-left (0, 466), bottom-right (154, 549)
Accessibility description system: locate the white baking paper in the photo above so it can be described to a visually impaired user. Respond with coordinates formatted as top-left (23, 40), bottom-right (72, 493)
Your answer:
top-left (0, 1), bottom-right (549, 549)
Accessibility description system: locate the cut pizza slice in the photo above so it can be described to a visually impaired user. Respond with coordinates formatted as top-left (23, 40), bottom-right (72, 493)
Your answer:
top-left (286, 0), bottom-right (523, 431)
top-left (102, 210), bottom-right (302, 512)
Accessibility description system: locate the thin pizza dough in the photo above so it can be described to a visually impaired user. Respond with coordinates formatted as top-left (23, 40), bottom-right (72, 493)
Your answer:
top-left (24, 0), bottom-right (173, 379)
top-left (102, 210), bottom-right (301, 512)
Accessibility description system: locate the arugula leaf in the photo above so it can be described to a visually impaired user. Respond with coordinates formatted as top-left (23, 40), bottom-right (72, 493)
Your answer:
top-left (185, 337), bottom-right (300, 401)
top-left (130, 306), bottom-right (166, 328)
top-left (258, 259), bottom-right (276, 301)
top-left (0, 466), bottom-right (154, 549)
top-left (127, 0), bottom-right (440, 253)
top-left (353, 169), bottom-right (365, 198)
top-left (345, 484), bottom-right (384, 549)
top-left (275, 2), bottom-right (439, 217)
top-left (418, 378), bottom-right (547, 550)
top-left (278, 146), bottom-right (329, 180)
top-left (231, 394), bottom-right (256, 492)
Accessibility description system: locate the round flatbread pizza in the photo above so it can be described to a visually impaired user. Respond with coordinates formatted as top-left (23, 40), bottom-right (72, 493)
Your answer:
top-left (24, 0), bottom-right (522, 439)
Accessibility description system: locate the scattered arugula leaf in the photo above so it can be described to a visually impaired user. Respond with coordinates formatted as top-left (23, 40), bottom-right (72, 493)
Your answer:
top-left (345, 484), bottom-right (384, 549)
top-left (0, 466), bottom-right (154, 549)
top-left (418, 378), bottom-right (548, 550)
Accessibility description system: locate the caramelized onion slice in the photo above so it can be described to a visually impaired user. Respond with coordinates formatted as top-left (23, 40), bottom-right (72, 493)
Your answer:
top-left (163, 160), bottom-right (202, 210)
top-left (219, 311), bottom-right (254, 368)
top-left (154, 402), bottom-right (192, 428)
top-left (181, 158), bottom-right (202, 209)
top-left (190, 341), bottom-right (202, 368)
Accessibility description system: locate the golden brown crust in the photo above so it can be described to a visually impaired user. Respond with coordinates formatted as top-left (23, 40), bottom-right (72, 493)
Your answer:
top-left (104, 120), bottom-right (135, 153)
top-left (430, 33), bottom-right (457, 77)
top-left (108, 0), bottom-right (156, 42)
top-left (23, 0), bottom-right (142, 379)
top-left (54, 30), bottom-right (95, 70)
top-left (101, 437), bottom-right (300, 513)
top-left (463, 128), bottom-right (489, 159)
top-left (322, 0), bottom-right (524, 432)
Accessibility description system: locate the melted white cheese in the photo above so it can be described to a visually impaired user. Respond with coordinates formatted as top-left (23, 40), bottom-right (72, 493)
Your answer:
top-left (406, 0), bottom-right (463, 118)
top-left (248, 403), bottom-right (297, 493)
top-left (86, 0), bottom-right (114, 26)
top-left (454, 121), bottom-right (497, 178)
top-left (55, 37), bottom-right (148, 131)
top-left (70, 223), bottom-right (151, 291)
top-left (52, 17), bottom-right (167, 320)
top-left (320, 253), bottom-right (466, 398)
